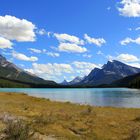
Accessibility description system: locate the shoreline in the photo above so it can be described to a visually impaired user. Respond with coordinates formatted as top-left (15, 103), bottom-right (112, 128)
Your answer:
top-left (0, 92), bottom-right (140, 139)
top-left (0, 87), bottom-right (140, 109)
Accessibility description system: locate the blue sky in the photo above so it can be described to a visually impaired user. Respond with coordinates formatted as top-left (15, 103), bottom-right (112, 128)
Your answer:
top-left (0, 0), bottom-right (140, 82)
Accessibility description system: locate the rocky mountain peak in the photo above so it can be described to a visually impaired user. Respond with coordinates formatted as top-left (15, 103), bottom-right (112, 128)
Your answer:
top-left (79, 60), bottom-right (140, 86)
top-left (0, 55), bottom-right (7, 64)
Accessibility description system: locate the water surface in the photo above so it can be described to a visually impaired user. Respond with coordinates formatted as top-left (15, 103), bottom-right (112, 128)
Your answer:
top-left (0, 88), bottom-right (140, 108)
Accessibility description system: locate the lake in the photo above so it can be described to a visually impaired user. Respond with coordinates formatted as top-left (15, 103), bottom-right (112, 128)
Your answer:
top-left (0, 88), bottom-right (140, 108)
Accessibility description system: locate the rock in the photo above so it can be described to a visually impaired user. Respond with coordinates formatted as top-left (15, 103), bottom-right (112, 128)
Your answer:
top-left (31, 132), bottom-right (57, 140)
top-left (0, 133), bottom-right (8, 140)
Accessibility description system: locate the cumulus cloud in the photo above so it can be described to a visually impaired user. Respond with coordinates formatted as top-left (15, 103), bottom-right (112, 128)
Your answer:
top-left (117, 0), bottom-right (140, 17)
top-left (0, 15), bottom-right (36, 42)
top-left (107, 53), bottom-right (139, 63)
top-left (58, 43), bottom-right (87, 53)
top-left (12, 51), bottom-right (38, 62)
top-left (84, 34), bottom-right (106, 47)
top-left (116, 53), bottom-right (139, 62)
top-left (120, 37), bottom-right (140, 45)
top-left (25, 63), bottom-right (74, 81)
top-left (73, 61), bottom-right (100, 69)
top-left (0, 37), bottom-right (13, 49)
top-left (25, 61), bottom-right (101, 82)
top-left (54, 33), bottom-right (84, 45)
top-left (120, 37), bottom-right (133, 45)
top-left (72, 61), bottom-right (101, 76)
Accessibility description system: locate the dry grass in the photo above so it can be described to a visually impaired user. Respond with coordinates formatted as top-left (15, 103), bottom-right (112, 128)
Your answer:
top-left (0, 92), bottom-right (140, 139)
top-left (4, 119), bottom-right (29, 140)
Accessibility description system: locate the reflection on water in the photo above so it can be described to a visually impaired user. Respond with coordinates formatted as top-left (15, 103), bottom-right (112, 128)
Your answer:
top-left (0, 88), bottom-right (140, 108)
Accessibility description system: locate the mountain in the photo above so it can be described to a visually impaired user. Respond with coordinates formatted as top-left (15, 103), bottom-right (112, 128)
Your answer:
top-left (60, 76), bottom-right (85, 85)
top-left (0, 54), bottom-right (57, 87)
top-left (111, 72), bottom-right (140, 88)
top-left (1, 55), bottom-right (140, 88)
top-left (0, 77), bottom-right (30, 88)
top-left (60, 80), bottom-right (69, 85)
top-left (79, 60), bottom-right (140, 86)
top-left (69, 76), bottom-right (85, 85)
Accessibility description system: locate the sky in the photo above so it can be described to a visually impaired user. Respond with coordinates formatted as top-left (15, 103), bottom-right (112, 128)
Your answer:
top-left (0, 0), bottom-right (140, 82)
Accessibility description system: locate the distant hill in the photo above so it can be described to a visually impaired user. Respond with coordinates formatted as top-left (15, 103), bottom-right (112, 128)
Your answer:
top-left (60, 76), bottom-right (85, 85)
top-left (111, 72), bottom-right (140, 88)
top-left (60, 80), bottom-right (69, 85)
top-left (78, 60), bottom-right (140, 86)
top-left (0, 54), bottom-right (57, 87)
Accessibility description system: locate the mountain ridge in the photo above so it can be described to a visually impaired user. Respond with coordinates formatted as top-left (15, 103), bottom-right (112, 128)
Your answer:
top-left (1, 54), bottom-right (140, 88)
top-left (61, 76), bottom-right (85, 85)
top-left (78, 60), bottom-right (140, 86)
top-left (0, 54), bottom-right (57, 87)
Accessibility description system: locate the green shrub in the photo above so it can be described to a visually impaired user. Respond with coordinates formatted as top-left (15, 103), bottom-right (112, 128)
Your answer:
top-left (4, 119), bottom-right (29, 140)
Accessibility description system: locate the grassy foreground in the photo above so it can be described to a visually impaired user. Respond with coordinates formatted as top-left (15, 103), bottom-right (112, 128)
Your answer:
top-left (0, 93), bottom-right (140, 140)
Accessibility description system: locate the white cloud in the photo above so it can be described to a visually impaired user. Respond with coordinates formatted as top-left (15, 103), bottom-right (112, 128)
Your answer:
top-left (25, 61), bottom-right (101, 82)
top-left (83, 54), bottom-right (92, 58)
top-left (28, 48), bottom-right (60, 57)
top-left (116, 53), bottom-right (139, 62)
top-left (37, 29), bottom-right (47, 35)
top-left (84, 34), bottom-right (106, 47)
top-left (73, 61), bottom-right (100, 69)
top-left (135, 27), bottom-right (140, 30)
top-left (29, 48), bottom-right (42, 53)
top-left (25, 63), bottom-right (74, 81)
top-left (117, 0), bottom-right (140, 17)
top-left (54, 33), bottom-right (84, 45)
top-left (12, 51), bottom-right (38, 62)
top-left (120, 37), bottom-right (133, 45)
top-left (0, 37), bottom-right (13, 49)
top-left (33, 63), bottom-right (73, 75)
top-left (120, 37), bottom-right (140, 45)
top-left (72, 61), bottom-right (101, 76)
top-left (127, 27), bottom-right (140, 31)
top-left (107, 53), bottom-right (139, 63)
top-left (106, 55), bottom-right (114, 61)
top-left (127, 62), bottom-right (140, 68)
top-left (46, 52), bottom-right (60, 57)
top-left (0, 15), bottom-right (36, 42)
top-left (58, 43), bottom-right (87, 53)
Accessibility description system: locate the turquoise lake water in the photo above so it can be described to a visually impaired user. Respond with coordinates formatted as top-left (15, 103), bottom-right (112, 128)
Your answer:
top-left (0, 88), bottom-right (140, 108)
